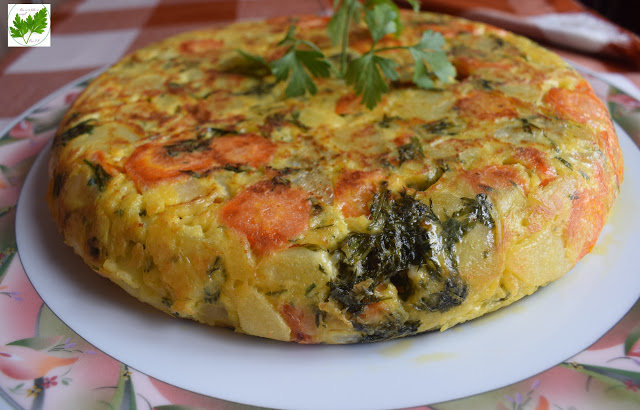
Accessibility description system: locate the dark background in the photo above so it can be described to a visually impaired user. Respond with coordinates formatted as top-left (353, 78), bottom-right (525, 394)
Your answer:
top-left (579, 0), bottom-right (640, 35)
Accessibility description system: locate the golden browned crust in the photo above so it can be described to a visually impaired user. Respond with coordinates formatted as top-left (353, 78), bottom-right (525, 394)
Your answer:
top-left (47, 11), bottom-right (623, 344)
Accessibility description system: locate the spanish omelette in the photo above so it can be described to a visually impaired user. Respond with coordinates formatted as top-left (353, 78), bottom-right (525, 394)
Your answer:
top-left (47, 11), bottom-right (623, 344)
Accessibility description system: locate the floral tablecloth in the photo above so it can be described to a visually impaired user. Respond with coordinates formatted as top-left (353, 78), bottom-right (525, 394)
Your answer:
top-left (1, 1), bottom-right (640, 409)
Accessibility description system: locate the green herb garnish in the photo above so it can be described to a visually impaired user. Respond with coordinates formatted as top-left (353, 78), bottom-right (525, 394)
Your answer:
top-left (354, 318), bottom-right (421, 343)
top-left (266, 289), bottom-right (288, 297)
top-left (329, 186), bottom-right (494, 316)
top-left (58, 120), bottom-right (95, 146)
top-left (398, 136), bottom-right (424, 164)
top-left (555, 156), bottom-right (574, 170)
top-left (237, 0), bottom-right (454, 109)
top-left (208, 256), bottom-right (225, 277)
top-left (305, 283), bottom-right (317, 296)
top-left (164, 135), bottom-right (211, 157)
top-left (198, 127), bottom-right (237, 138)
top-left (52, 173), bottom-right (65, 198)
top-left (83, 159), bottom-right (112, 192)
top-left (238, 24), bottom-right (332, 98)
top-left (204, 288), bottom-right (220, 304)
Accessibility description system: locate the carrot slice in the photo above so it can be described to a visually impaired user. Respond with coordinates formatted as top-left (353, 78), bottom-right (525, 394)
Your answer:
top-left (125, 133), bottom-right (277, 188)
top-left (417, 21), bottom-right (480, 38)
top-left (334, 170), bottom-right (383, 218)
top-left (220, 179), bottom-right (311, 254)
top-left (511, 147), bottom-right (557, 187)
top-left (179, 38), bottom-right (224, 55)
top-left (452, 56), bottom-right (512, 80)
top-left (296, 15), bottom-right (331, 29)
top-left (543, 82), bottom-right (610, 129)
top-left (544, 83), bottom-right (623, 183)
top-left (211, 134), bottom-right (276, 167)
top-left (463, 165), bottom-right (529, 195)
top-left (455, 90), bottom-right (518, 121)
top-left (279, 303), bottom-right (316, 343)
top-left (565, 163), bottom-right (609, 259)
top-left (124, 139), bottom-right (214, 188)
top-left (335, 93), bottom-right (362, 116)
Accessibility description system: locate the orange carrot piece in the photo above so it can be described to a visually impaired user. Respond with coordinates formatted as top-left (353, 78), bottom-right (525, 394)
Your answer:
top-left (455, 90), bottom-right (518, 121)
top-left (335, 93), bottom-right (362, 116)
top-left (124, 133), bottom-right (276, 188)
top-left (124, 141), bottom-right (213, 188)
top-left (211, 134), bottom-right (276, 167)
top-left (220, 179), bottom-right (311, 254)
top-left (334, 170), bottom-right (383, 218)
top-left (512, 147), bottom-right (557, 187)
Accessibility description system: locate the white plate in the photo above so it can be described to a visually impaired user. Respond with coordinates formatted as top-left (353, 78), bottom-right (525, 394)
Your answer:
top-left (15, 124), bottom-right (640, 410)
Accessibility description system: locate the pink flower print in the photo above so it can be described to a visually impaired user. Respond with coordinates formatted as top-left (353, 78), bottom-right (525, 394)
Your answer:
top-left (608, 93), bottom-right (640, 110)
top-left (624, 379), bottom-right (639, 392)
top-left (536, 395), bottom-right (550, 410)
top-left (8, 120), bottom-right (35, 139)
top-left (0, 345), bottom-right (78, 380)
top-left (64, 91), bottom-right (82, 105)
top-left (42, 376), bottom-right (58, 389)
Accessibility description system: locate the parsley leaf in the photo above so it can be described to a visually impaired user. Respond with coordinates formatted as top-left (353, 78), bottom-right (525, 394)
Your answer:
top-left (345, 53), bottom-right (398, 109)
top-left (241, 25), bottom-right (331, 98)
top-left (409, 30), bottom-right (456, 89)
top-left (272, 48), bottom-right (331, 96)
top-left (347, 3), bottom-right (455, 109)
top-left (327, 0), bottom-right (354, 45)
top-left (234, 49), bottom-right (272, 77)
top-left (406, 0), bottom-right (421, 12)
top-left (363, 2), bottom-right (400, 44)
top-left (83, 159), bottom-right (112, 192)
top-left (29, 7), bottom-right (48, 34)
top-left (327, 0), bottom-right (363, 75)
top-left (9, 7), bottom-right (48, 45)
top-left (9, 15), bottom-right (29, 41)
top-left (277, 24), bottom-right (298, 46)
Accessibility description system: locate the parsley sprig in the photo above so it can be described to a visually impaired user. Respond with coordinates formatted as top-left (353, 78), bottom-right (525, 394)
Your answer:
top-left (238, 25), bottom-right (332, 97)
top-left (270, 25), bottom-right (333, 97)
top-left (10, 7), bottom-right (48, 46)
top-left (239, 0), bottom-right (455, 109)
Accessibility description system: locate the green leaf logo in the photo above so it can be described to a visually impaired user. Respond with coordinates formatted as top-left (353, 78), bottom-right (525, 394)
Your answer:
top-left (9, 6), bottom-right (49, 46)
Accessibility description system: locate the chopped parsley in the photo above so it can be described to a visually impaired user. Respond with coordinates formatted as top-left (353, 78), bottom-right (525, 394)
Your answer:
top-left (83, 159), bottom-right (112, 192)
top-left (329, 186), bottom-right (494, 316)
top-left (58, 120), bottom-right (95, 145)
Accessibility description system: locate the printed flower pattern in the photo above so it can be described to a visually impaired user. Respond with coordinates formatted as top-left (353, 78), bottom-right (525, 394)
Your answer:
top-left (8, 120), bottom-right (35, 139)
top-left (624, 379), bottom-right (639, 392)
top-left (26, 385), bottom-right (41, 398)
top-left (0, 286), bottom-right (23, 302)
top-left (0, 344), bottom-right (78, 381)
top-left (41, 376), bottom-right (57, 389)
top-left (609, 93), bottom-right (640, 110)
top-left (121, 369), bottom-right (132, 381)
